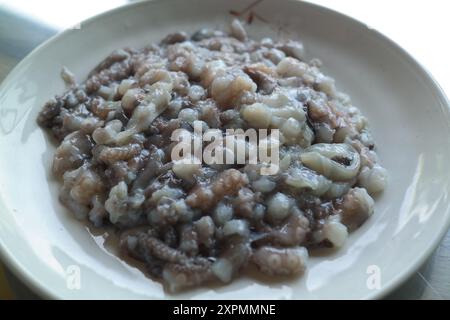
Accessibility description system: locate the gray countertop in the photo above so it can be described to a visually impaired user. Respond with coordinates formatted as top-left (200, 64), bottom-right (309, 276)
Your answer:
top-left (0, 0), bottom-right (449, 300)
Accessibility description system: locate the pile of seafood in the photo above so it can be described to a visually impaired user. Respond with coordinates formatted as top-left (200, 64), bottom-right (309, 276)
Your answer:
top-left (38, 20), bottom-right (387, 292)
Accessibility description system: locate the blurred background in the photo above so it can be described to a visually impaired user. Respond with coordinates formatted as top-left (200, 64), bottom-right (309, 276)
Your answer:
top-left (0, 0), bottom-right (449, 300)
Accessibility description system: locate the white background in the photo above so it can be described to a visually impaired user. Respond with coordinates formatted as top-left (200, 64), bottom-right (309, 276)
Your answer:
top-left (310, 0), bottom-right (450, 96)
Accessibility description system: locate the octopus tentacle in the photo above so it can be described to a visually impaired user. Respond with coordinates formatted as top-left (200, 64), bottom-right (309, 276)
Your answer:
top-left (251, 246), bottom-right (308, 277)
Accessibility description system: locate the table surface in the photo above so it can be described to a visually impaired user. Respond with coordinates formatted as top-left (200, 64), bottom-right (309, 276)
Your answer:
top-left (0, 0), bottom-right (449, 300)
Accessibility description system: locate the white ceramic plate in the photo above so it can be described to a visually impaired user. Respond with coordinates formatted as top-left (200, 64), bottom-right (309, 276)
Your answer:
top-left (1, 0), bottom-right (450, 300)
